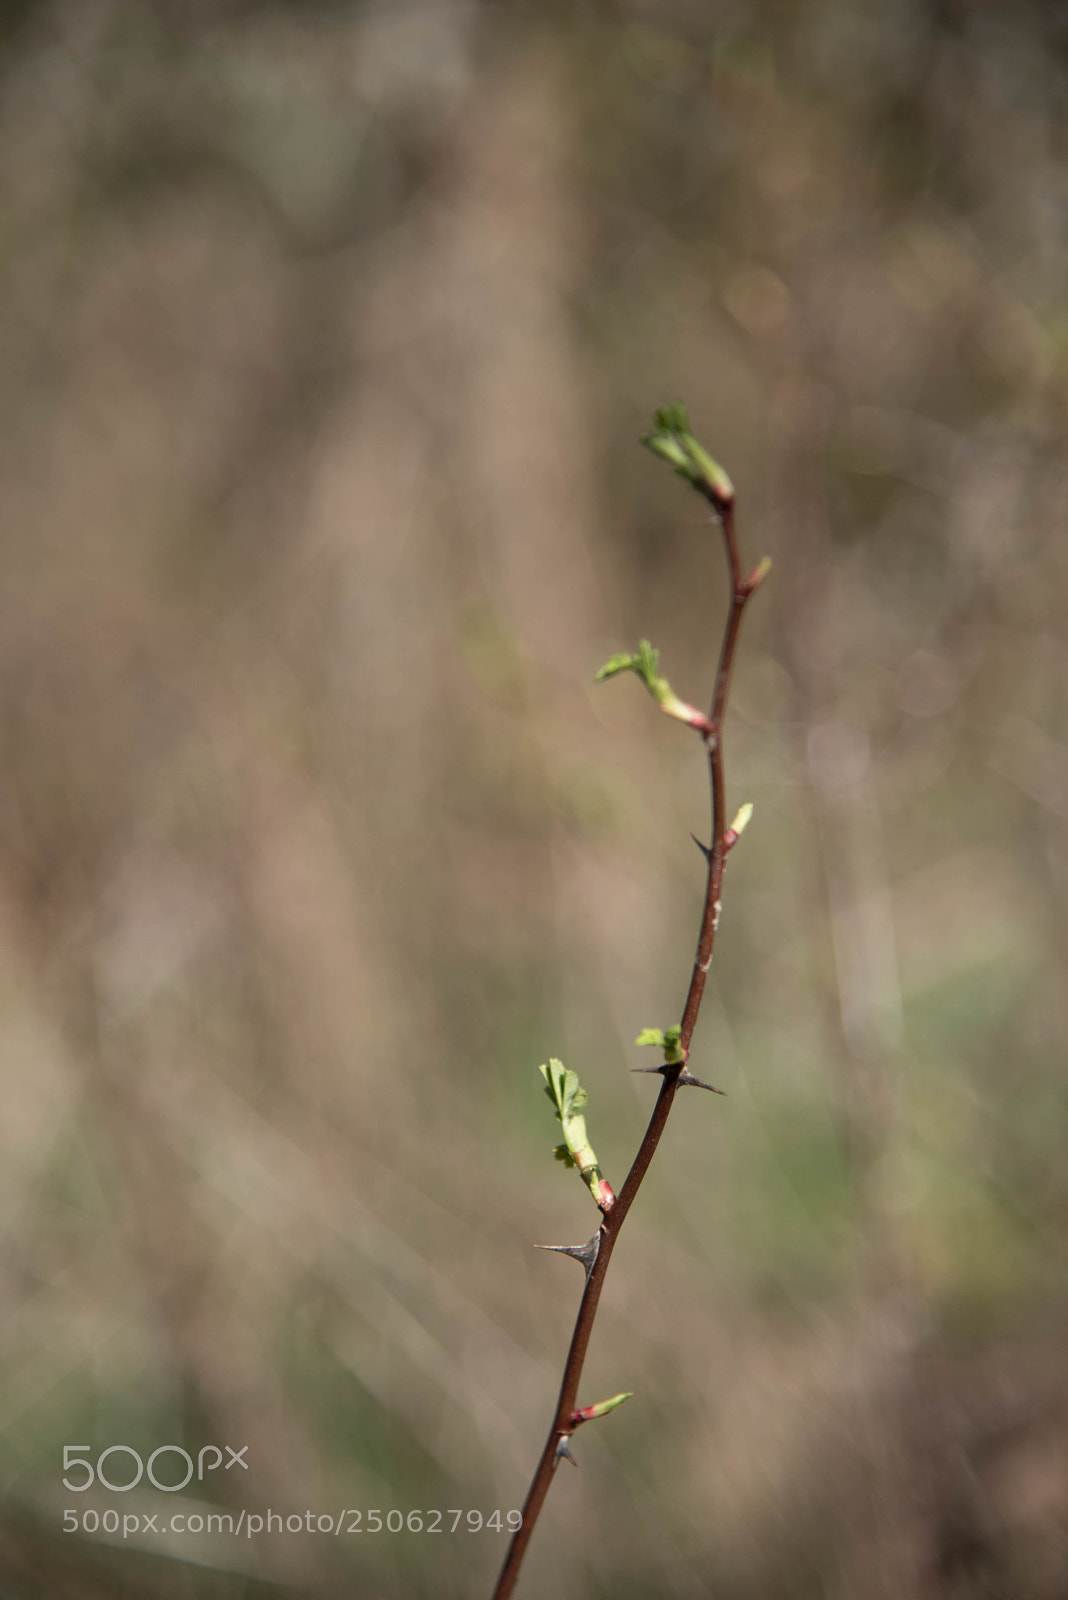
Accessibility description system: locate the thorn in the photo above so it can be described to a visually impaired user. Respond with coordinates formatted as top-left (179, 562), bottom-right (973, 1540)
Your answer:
top-left (690, 832), bottom-right (712, 861)
top-left (632, 1062), bottom-right (723, 1093)
top-left (535, 1233), bottom-right (601, 1282)
top-left (678, 1070), bottom-right (726, 1096)
top-left (630, 1061), bottom-right (684, 1081)
top-left (554, 1436), bottom-right (577, 1469)
top-left (631, 1045), bottom-right (686, 1076)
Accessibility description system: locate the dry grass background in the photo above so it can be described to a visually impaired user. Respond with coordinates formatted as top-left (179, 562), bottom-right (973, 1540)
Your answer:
top-left (0, 2), bottom-right (1066, 1596)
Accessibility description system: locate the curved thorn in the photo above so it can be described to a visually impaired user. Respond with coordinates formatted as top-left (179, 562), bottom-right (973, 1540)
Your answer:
top-left (535, 1234), bottom-right (601, 1281)
top-left (553, 1436), bottom-right (577, 1469)
top-left (690, 832), bottom-right (712, 861)
top-left (678, 1070), bottom-right (726, 1096)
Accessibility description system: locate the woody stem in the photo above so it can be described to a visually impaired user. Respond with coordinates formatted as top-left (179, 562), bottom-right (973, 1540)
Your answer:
top-left (490, 494), bottom-right (759, 1599)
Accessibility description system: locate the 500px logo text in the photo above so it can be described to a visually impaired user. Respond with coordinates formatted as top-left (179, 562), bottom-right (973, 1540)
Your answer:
top-left (62, 1445), bottom-right (249, 1493)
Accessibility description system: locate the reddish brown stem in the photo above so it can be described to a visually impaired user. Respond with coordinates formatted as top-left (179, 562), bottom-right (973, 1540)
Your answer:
top-left (490, 494), bottom-right (760, 1600)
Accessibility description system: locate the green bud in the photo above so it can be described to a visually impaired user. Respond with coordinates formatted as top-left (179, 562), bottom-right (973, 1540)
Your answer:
top-left (572, 1391), bottom-right (634, 1425)
top-left (595, 640), bottom-right (711, 732)
top-left (642, 402), bottom-right (735, 505)
top-left (635, 1024), bottom-right (684, 1063)
top-left (730, 802), bottom-right (753, 838)
top-left (654, 401), bottom-right (691, 433)
top-left (539, 1059), bottom-right (613, 1210)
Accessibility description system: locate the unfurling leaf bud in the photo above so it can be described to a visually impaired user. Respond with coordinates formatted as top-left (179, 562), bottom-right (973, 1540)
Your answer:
top-left (634, 1027), bottom-right (665, 1049)
top-left (595, 640), bottom-right (712, 734)
top-left (635, 1024), bottom-right (684, 1064)
top-left (539, 1059), bottom-right (613, 1211)
top-left (642, 403), bottom-right (735, 507)
top-left (594, 650), bottom-right (643, 683)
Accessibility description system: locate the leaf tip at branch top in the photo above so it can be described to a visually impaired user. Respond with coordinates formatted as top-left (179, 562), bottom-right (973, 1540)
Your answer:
top-left (642, 402), bottom-right (735, 508)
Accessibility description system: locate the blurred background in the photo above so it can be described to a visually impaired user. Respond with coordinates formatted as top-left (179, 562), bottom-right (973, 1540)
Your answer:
top-left (1, 1), bottom-right (1066, 1596)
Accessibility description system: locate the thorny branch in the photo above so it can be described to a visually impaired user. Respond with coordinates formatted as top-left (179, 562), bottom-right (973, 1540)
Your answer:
top-left (491, 412), bottom-right (769, 1599)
